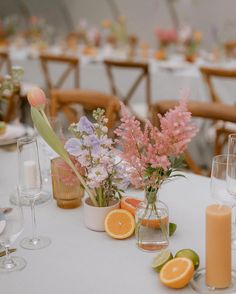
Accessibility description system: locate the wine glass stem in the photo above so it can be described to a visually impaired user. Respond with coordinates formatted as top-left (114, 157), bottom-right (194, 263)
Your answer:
top-left (30, 199), bottom-right (38, 243)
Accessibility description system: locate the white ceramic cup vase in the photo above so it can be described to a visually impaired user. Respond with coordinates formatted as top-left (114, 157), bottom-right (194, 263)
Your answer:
top-left (83, 198), bottom-right (120, 231)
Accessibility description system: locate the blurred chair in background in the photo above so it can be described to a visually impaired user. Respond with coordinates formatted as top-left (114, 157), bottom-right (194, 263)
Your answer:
top-left (224, 40), bottom-right (236, 58)
top-left (200, 66), bottom-right (236, 158)
top-left (104, 59), bottom-right (151, 121)
top-left (39, 53), bottom-right (80, 94)
top-left (50, 89), bottom-right (120, 131)
top-left (200, 66), bottom-right (236, 103)
top-left (151, 100), bottom-right (236, 175)
top-left (0, 51), bottom-right (12, 75)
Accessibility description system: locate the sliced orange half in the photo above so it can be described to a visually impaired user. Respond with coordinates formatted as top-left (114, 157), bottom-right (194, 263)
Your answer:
top-left (105, 209), bottom-right (135, 239)
top-left (159, 257), bottom-right (194, 289)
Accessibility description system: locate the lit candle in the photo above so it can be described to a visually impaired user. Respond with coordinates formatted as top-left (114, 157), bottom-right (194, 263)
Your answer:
top-left (23, 160), bottom-right (38, 189)
top-left (206, 204), bottom-right (232, 288)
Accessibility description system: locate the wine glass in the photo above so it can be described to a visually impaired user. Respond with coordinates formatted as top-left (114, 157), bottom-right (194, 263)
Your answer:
top-left (0, 188), bottom-right (26, 273)
top-left (227, 133), bottom-right (236, 249)
top-left (211, 154), bottom-right (236, 249)
top-left (17, 135), bottom-right (51, 250)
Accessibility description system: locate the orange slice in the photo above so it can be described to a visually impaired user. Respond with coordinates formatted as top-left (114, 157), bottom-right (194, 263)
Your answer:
top-left (104, 209), bottom-right (135, 239)
top-left (140, 216), bottom-right (169, 229)
top-left (121, 196), bottom-right (142, 216)
top-left (160, 257), bottom-right (194, 289)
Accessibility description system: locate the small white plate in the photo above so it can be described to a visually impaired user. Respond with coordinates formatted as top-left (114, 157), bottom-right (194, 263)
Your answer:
top-left (0, 124), bottom-right (34, 146)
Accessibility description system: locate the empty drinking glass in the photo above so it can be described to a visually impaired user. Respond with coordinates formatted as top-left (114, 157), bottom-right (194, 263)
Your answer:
top-left (0, 188), bottom-right (26, 273)
top-left (17, 135), bottom-right (51, 250)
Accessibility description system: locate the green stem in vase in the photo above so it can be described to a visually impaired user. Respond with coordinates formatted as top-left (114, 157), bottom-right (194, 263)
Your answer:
top-left (153, 203), bottom-right (169, 244)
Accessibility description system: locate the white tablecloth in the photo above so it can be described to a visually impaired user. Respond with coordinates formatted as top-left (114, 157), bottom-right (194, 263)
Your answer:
top-left (0, 149), bottom-right (236, 294)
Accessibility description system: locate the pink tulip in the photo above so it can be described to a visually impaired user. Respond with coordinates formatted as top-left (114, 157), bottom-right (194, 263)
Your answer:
top-left (27, 87), bottom-right (46, 109)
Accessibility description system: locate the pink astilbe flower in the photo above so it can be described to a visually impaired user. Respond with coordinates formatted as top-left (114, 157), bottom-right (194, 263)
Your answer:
top-left (155, 27), bottom-right (178, 46)
top-left (115, 93), bottom-right (198, 189)
top-left (158, 98), bottom-right (198, 157)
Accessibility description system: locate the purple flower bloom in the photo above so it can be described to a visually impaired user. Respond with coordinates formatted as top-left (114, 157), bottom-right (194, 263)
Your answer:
top-left (64, 138), bottom-right (82, 156)
top-left (76, 116), bottom-right (94, 134)
top-left (87, 166), bottom-right (108, 188)
top-left (84, 134), bottom-right (102, 155)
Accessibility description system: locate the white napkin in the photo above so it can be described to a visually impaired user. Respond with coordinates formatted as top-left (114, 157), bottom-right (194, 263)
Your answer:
top-left (0, 123), bottom-right (25, 142)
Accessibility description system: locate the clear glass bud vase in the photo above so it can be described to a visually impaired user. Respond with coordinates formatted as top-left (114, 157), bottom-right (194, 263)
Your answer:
top-left (135, 188), bottom-right (169, 252)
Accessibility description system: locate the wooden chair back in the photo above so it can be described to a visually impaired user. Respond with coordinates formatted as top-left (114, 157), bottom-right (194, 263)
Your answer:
top-left (224, 40), bottom-right (236, 58)
top-left (39, 53), bottom-right (79, 93)
top-left (200, 66), bottom-right (236, 103)
top-left (50, 89), bottom-right (120, 130)
top-left (0, 51), bottom-right (11, 75)
top-left (104, 59), bottom-right (151, 119)
top-left (151, 100), bottom-right (236, 175)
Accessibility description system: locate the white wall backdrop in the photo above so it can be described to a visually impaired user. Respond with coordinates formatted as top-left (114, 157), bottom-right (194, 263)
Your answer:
top-left (65, 0), bottom-right (236, 48)
top-left (1, 0), bottom-right (236, 49)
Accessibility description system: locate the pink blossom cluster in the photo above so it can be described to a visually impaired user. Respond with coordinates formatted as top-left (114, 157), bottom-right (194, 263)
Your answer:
top-left (155, 27), bottom-right (178, 45)
top-left (114, 96), bottom-right (198, 189)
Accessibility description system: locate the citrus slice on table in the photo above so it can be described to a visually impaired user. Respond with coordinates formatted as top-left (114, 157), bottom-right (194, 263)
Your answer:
top-left (152, 250), bottom-right (173, 272)
top-left (104, 209), bottom-right (135, 239)
top-left (175, 249), bottom-right (200, 270)
top-left (159, 257), bottom-right (194, 289)
top-left (120, 196), bottom-right (142, 216)
top-left (140, 216), bottom-right (169, 229)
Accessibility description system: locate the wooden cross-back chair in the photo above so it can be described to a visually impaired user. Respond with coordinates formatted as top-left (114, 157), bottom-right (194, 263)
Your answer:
top-left (200, 66), bottom-right (236, 155)
top-left (50, 89), bottom-right (120, 130)
top-left (39, 53), bottom-right (80, 94)
top-left (0, 51), bottom-right (11, 75)
top-left (151, 100), bottom-right (236, 175)
top-left (200, 66), bottom-right (236, 103)
top-left (224, 40), bottom-right (236, 58)
top-left (104, 59), bottom-right (151, 120)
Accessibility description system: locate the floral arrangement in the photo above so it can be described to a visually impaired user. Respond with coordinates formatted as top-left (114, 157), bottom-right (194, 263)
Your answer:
top-left (115, 93), bottom-right (198, 201)
top-left (0, 15), bottom-right (19, 41)
top-left (28, 86), bottom-right (197, 211)
top-left (101, 16), bottom-right (128, 47)
top-left (65, 109), bottom-right (128, 207)
top-left (178, 25), bottom-right (202, 59)
top-left (27, 87), bottom-right (128, 207)
top-left (26, 16), bottom-right (54, 44)
top-left (155, 27), bottom-right (178, 49)
top-left (0, 66), bottom-right (23, 101)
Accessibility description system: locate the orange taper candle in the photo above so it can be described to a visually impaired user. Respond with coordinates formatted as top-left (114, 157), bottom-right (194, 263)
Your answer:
top-left (206, 204), bottom-right (232, 288)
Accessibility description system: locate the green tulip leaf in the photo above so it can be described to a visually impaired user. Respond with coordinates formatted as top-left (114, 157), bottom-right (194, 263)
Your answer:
top-left (31, 107), bottom-right (98, 206)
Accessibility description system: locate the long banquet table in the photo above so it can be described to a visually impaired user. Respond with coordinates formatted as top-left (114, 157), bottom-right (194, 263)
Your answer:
top-left (1, 149), bottom-right (236, 294)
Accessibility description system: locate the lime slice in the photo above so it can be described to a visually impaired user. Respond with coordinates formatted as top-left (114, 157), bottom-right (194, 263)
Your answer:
top-left (151, 250), bottom-right (173, 272)
top-left (169, 222), bottom-right (177, 237)
top-left (175, 249), bottom-right (200, 270)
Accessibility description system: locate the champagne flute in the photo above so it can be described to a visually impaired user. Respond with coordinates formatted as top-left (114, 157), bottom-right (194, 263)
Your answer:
top-left (0, 188), bottom-right (26, 273)
top-left (17, 135), bottom-right (51, 250)
top-left (227, 134), bottom-right (236, 249)
top-left (211, 154), bottom-right (236, 205)
top-left (211, 154), bottom-right (236, 250)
